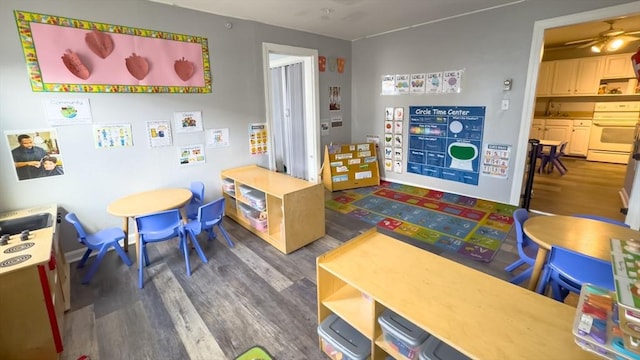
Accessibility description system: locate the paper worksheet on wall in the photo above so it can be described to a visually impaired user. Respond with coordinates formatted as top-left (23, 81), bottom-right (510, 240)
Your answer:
top-left (481, 144), bottom-right (511, 179)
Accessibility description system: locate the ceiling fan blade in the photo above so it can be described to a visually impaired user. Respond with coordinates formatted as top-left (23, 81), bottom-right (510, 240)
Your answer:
top-left (564, 38), bottom-right (597, 46)
top-left (577, 40), bottom-right (600, 48)
top-left (624, 30), bottom-right (640, 35)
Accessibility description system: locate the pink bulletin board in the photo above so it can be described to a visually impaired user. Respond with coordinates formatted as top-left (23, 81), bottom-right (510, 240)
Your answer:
top-left (14, 11), bottom-right (212, 93)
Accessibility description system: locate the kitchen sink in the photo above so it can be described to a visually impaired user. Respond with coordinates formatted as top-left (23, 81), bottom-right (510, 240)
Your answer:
top-left (0, 213), bottom-right (53, 236)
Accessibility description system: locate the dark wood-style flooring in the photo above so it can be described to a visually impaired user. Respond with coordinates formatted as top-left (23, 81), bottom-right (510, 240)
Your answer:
top-left (529, 156), bottom-right (627, 222)
top-left (61, 204), bottom-right (523, 360)
top-left (63, 160), bottom-right (625, 359)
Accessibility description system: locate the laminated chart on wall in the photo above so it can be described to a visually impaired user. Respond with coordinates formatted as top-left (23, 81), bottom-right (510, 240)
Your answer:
top-left (408, 106), bottom-right (485, 185)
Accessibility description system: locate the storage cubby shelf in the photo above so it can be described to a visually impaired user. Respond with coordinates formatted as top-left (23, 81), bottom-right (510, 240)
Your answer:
top-left (221, 165), bottom-right (325, 254)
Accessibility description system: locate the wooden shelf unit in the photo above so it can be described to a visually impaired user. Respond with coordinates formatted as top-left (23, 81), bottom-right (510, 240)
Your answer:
top-left (221, 165), bottom-right (325, 254)
top-left (316, 229), bottom-right (600, 360)
top-left (322, 143), bottom-right (380, 192)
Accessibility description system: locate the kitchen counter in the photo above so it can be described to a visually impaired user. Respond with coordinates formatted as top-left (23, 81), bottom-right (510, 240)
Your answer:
top-left (0, 204), bottom-right (58, 276)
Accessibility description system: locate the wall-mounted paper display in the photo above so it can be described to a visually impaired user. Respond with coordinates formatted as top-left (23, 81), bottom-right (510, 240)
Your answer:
top-left (14, 11), bottom-right (211, 93)
top-left (385, 107), bottom-right (394, 120)
top-left (94, 124), bottom-right (133, 148)
top-left (174, 111), bottom-right (203, 133)
top-left (146, 120), bottom-right (172, 148)
top-left (381, 75), bottom-right (396, 95)
top-left (394, 107), bottom-right (404, 121)
top-left (395, 74), bottom-right (410, 94)
top-left (410, 73), bottom-right (426, 94)
top-left (318, 56), bottom-right (326, 72)
top-left (178, 144), bottom-right (205, 166)
top-left (443, 70), bottom-right (463, 93)
top-left (43, 98), bottom-right (92, 126)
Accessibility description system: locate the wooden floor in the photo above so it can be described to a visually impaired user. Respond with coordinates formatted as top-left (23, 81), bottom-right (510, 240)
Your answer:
top-left (61, 204), bottom-right (524, 360)
top-left (528, 156), bottom-right (627, 222)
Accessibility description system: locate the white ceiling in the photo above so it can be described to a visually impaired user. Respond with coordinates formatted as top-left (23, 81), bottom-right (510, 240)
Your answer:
top-left (147, 0), bottom-right (525, 41)
top-left (147, 0), bottom-right (640, 48)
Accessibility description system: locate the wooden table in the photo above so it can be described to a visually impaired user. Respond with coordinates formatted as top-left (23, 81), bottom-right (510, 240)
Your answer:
top-left (523, 215), bottom-right (640, 291)
top-left (107, 188), bottom-right (192, 261)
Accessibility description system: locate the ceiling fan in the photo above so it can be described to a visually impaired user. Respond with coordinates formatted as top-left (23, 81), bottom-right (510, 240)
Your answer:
top-left (564, 20), bottom-right (640, 53)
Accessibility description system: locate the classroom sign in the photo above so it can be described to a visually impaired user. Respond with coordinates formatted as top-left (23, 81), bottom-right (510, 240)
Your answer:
top-left (408, 106), bottom-right (485, 185)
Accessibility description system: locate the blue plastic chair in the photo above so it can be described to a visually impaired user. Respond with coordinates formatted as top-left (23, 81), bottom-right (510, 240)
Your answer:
top-left (65, 212), bottom-right (132, 284)
top-left (185, 198), bottom-right (235, 248)
top-left (186, 181), bottom-right (205, 221)
top-left (135, 209), bottom-right (205, 288)
top-left (572, 214), bottom-right (630, 228)
top-left (535, 246), bottom-right (614, 302)
top-left (504, 208), bottom-right (539, 285)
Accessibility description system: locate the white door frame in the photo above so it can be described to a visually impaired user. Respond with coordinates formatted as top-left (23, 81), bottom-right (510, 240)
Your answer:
top-left (511, 2), bottom-right (640, 214)
top-left (262, 42), bottom-right (320, 183)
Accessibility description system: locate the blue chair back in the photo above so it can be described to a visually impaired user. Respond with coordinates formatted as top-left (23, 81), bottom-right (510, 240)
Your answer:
top-left (572, 214), bottom-right (629, 228)
top-left (65, 212), bottom-right (88, 244)
top-left (136, 209), bottom-right (183, 243)
top-left (190, 181), bottom-right (205, 203)
top-left (513, 208), bottom-right (537, 263)
top-left (537, 246), bottom-right (614, 301)
top-left (186, 181), bottom-right (205, 220)
top-left (186, 197), bottom-right (235, 248)
top-left (199, 197), bottom-right (224, 228)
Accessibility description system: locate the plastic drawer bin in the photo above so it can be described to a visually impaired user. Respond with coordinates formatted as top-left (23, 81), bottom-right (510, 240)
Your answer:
top-left (378, 309), bottom-right (430, 360)
top-left (238, 203), bottom-right (267, 232)
top-left (419, 337), bottom-right (470, 360)
top-left (318, 314), bottom-right (371, 360)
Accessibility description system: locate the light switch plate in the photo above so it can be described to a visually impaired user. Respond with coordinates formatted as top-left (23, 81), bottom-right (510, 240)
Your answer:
top-left (501, 99), bottom-right (509, 110)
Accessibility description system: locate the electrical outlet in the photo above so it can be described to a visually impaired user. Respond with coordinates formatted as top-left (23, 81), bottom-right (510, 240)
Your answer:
top-left (501, 99), bottom-right (509, 110)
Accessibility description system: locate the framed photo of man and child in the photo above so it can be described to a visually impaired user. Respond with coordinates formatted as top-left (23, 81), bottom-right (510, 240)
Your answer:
top-left (5, 128), bottom-right (65, 181)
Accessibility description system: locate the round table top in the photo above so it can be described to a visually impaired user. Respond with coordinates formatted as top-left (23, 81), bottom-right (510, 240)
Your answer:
top-left (107, 188), bottom-right (192, 217)
top-left (523, 215), bottom-right (640, 261)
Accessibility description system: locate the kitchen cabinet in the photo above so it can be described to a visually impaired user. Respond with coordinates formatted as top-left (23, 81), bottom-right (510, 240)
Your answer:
top-left (316, 229), bottom-right (599, 360)
top-left (602, 53), bottom-right (635, 79)
top-left (536, 61), bottom-right (555, 97)
top-left (568, 119), bottom-right (592, 156)
top-left (530, 118), bottom-right (546, 140)
top-left (0, 204), bottom-right (69, 360)
top-left (544, 119), bottom-right (573, 144)
top-left (550, 57), bottom-right (602, 96)
top-left (221, 165), bottom-right (325, 254)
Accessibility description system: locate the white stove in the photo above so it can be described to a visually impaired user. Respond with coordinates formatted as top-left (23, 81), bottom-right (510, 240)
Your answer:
top-left (587, 102), bottom-right (640, 164)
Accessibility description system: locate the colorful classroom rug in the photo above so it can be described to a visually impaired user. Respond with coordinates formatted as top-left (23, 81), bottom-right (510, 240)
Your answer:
top-left (325, 181), bottom-right (517, 262)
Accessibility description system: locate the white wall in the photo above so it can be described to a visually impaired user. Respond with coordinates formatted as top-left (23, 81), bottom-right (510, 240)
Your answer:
top-left (0, 0), bottom-right (350, 251)
top-left (351, 0), bottom-right (636, 205)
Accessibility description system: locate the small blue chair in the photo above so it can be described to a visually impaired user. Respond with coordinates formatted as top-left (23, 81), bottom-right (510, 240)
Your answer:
top-left (535, 246), bottom-right (614, 302)
top-left (572, 214), bottom-right (630, 228)
top-left (185, 197), bottom-right (235, 248)
top-left (504, 208), bottom-right (539, 285)
top-left (186, 181), bottom-right (205, 221)
top-left (135, 209), bottom-right (205, 288)
top-left (65, 212), bottom-right (132, 284)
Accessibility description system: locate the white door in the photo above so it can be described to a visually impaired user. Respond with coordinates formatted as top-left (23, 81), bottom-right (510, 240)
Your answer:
top-left (262, 43), bottom-right (320, 183)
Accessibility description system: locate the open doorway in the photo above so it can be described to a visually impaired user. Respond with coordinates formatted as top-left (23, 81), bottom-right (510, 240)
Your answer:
top-left (513, 2), bottom-right (640, 229)
top-left (262, 43), bottom-right (320, 183)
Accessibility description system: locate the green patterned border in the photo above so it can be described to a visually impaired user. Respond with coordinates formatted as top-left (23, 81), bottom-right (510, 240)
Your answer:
top-left (14, 10), bottom-right (212, 93)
